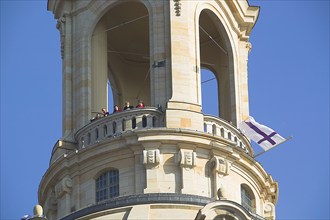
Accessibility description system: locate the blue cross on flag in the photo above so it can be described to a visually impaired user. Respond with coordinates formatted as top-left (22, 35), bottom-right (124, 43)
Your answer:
top-left (238, 116), bottom-right (287, 151)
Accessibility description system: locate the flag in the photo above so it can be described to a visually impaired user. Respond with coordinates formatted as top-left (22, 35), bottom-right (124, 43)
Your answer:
top-left (238, 116), bottom-right (286, 151)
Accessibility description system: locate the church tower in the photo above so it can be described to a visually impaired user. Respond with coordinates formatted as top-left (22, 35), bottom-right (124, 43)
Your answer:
top-left (39, 1), bottom-right (278, 219)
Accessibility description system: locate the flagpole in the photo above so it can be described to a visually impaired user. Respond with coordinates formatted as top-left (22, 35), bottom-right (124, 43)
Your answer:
top-left (253, 136), bottom-right (293, 158)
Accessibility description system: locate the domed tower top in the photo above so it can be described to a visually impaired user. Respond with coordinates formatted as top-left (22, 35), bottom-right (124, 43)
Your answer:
top-left (40, 1), bottom-right (278, 220)
top-left (47, 0), bottom-right (259, 138)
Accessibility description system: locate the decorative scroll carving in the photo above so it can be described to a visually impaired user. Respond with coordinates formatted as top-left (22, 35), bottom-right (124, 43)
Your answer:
top-left (178, 149), bottom-right (196, 168)
top-left (173, 0), bottom-right (181, 16)
top-left (55, 176), bottom-right (73, 199)
top-left (264, 202), bottom-right (275, 220)
top-left (56, 15), bottom-right (67, 59)
top-left (210, 156), bottom-right (229, 177)
top-left (246, 42), bottom-right (252, 53)
top-left (143, 149), bottom-right (160, 166)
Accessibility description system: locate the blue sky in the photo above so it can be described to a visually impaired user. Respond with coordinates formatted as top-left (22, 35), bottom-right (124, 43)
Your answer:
top-left (1, 1), bottom-right (329, 219)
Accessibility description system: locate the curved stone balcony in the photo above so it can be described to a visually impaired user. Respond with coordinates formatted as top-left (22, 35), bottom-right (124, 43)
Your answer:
top-left (203, 115), bottom-right (252, 155)
top-left (75, 107), bottom-right (164, 149)
top-left (74, 109), bottom-right (252, 155)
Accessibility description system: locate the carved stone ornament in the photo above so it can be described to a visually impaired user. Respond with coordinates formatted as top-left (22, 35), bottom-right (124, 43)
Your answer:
top-left (210, 156), bottom-right (229, 176)
top-left (179, 149), bottom-right (196, 168)
top-left (56, 15), bottom-right (67, 59)
top-left (143, 149), bottom-right (160, 166)
top-left (264, 202), bottom-right (275, 220)
top-left (246, 42), bottom-right (252, 53)
top-left (173, 0), bottom-right (181, 16)
top-left (55, 176), bottom-right (73, 199)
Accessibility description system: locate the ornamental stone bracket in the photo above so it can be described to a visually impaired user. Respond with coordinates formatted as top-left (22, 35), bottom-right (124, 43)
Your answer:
top-left (56, 15), bottom-right (67, 59)
top-left (210, 156), bottom-right (230, 177)
top-left (143, 149), bottom-right (161, 168)
top-left (246, 42), bottom-right (252, 53)
top-left (178, 149), bottom-right (197, 168)
top-left (173, 0), bottom-right (182, 16)
top-left (264, 202), bottom-right (276, 220)
top-left (55, 176), bottom-right (73, 199)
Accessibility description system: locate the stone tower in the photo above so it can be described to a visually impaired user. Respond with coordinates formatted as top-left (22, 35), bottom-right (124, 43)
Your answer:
top-left (39, 1), bottom-right (278, 219)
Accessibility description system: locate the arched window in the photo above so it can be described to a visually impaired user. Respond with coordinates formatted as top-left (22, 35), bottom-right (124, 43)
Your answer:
top-left (112, 121), bottom-right (117, 134)
top-left (96, 169), bottom-right (119, 203)
top-left (88, 133), bottom-right (91, 145)
top-left (95, 128), bottom-right (99, 140)
top-left (132, 117), bottom-right (136, 129)
top-left (220, 128), bottom-right (224, 137)
top-left (122, 119), bottom-right (126, 131)
top-left (212, 124), bottom-right (217, 135)
top-left (142, 115), bottom-right (147, 128)
top-left (103, 125), bottom-right (108, 136)
top-left (241, 184), bottom-right (256, 213)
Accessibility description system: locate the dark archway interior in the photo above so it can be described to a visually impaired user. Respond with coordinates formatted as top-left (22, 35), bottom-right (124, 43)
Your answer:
top-left (199, 9), bottom-right (232, 121)
top-left (99, 2), bottom-right (150, 108)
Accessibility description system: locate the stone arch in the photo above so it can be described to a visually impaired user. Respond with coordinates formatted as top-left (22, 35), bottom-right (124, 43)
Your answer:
top-left (195, 200), bottom-right (255, 220)
top-left (90, 1), bottom-right (152, 115)
top-left (195, 2), bottom-right (239, 124)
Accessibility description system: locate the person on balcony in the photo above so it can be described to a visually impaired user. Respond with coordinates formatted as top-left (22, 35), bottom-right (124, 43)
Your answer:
top-left (101, 108), bottom-right (109, 117)
top-left (136, 100), bottom-right (145, 108)
top-left (113, 105), bottom-right (121, 113)
top-left (90, 108), bottom-right (109, 122)
top-left (123, 101), bottom-right (134, 110)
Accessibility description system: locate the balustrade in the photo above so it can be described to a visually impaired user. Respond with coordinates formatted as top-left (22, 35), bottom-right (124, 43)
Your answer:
top-left (203, 115), bottom-right (252, 155)
top-left (75, 107), bottom-right (163, 148)
top-left (74, 110), bottom-right (252, 155)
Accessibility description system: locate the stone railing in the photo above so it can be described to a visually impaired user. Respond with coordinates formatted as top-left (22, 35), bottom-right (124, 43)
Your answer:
top-left (203, 115), bottom-right (252, 155)
top-left (75, 107), bottom-right (164, 149)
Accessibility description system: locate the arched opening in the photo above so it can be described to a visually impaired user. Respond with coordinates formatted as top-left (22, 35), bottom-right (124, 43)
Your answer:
top-left (92, 2), bottom-right (151, 114)
top-left (199, 9), bottom-right (233, 121)
top-left (201, 68), bottom-right (219, 116)
top-left (241, 184), bottom-right (256, 213)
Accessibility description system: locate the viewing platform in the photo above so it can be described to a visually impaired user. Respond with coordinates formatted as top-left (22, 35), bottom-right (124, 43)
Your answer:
top-left (73, 108), bottom-right (252, 155)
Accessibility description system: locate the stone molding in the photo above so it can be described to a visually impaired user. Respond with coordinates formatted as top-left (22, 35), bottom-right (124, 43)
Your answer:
top-left (210, 156), bottom-right (229, 177)
top-left (179, 149), bottom-right (196, 168)
top-left (264, 202), bottom-right (275, 220)
top-left (60, 193), bottom-right (214, 220)
top-left (55, 176), bottom-right (73, 199)
top-left (143, 149), bottom-right (160, 167)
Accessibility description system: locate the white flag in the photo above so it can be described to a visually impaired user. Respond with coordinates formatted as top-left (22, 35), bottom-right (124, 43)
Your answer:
top-left (238, 116), bottom-right (286, 151)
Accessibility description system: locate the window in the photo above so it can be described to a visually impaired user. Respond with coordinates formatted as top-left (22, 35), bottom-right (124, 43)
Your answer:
top-left (152, 116), bottom-right (156, 127)
top-left (122, 119), bottom-right (126, 131)
top-left (112, 121), bottom-right (117, 134)
top-left (212, 124), bottom-right (217, 135)
top-left (103, 125), bottom-right (108, 136)
top-left (142, 115), bottom-right (147, 128)
top-left (96, 170), bottom-right (119, 203)
top-left (241, 184), bottom-right (255, 213)
top-left (95, 128), bottom-right (99, 140)
top-left (132, 117), bottom-right (136, 129)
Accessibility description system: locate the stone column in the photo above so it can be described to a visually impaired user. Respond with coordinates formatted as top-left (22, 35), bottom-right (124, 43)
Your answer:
top-left (91, 22), bottom-right (108, 114)
top-left (57, 14), bottom-right (74, 141)
top-left (166, 0), bottom-right (203, 131)
top-left (55, 176), bottom-right (72, 218)
top-left (236, 41), bottom-right (252, 123)
top-left (179, 148), bottom-right (197, 194)
top-left (210, 156), bottom-right (229, 199)
top-left (143, 147), bottom-right (161, 193)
